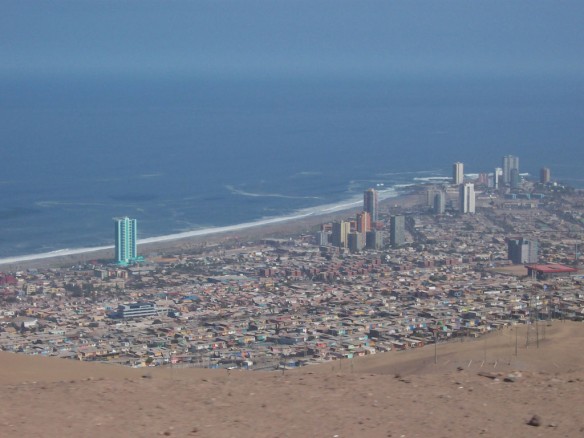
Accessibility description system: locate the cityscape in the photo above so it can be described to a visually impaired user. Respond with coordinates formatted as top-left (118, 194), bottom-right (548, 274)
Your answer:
top-left (3, 2), bottom-right (583, 435)
top-left (0, 155), bottom-right (582, 371)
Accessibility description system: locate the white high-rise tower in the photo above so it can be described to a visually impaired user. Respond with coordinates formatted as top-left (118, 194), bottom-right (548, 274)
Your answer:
top-left (459, 183), bottom-right (475, 214)
top-left (453, 162), bottom-right (464, 185)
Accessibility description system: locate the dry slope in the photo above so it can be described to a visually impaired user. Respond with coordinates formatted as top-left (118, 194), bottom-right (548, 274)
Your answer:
top-left (1, 321), bottom-right (583, 438)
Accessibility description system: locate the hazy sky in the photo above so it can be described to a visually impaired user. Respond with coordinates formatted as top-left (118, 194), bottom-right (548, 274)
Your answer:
top-left (1, 1), bottom-right (583, 79)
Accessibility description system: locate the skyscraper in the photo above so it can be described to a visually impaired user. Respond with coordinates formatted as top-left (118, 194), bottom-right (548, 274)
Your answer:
top-left (494, 167), bottom-right (503, 189)
top-left (433, 192), bottom-right (445, 215)
top-left (390, 215), bottom-right (405, 247)
top-left (459, 183), bottom-right (475, 214)
top-left (502, 155), bottom-right (519, 185)
top-left (510, 168), bottom-right (520, 189)
top-left (452, 162), bottom-right (464, 185)
top-left (114, 217), bottom-right (138, 265)
top-left (426, 187), bottom-right (439, 207)
top-left (363, 189), bottom-right (378, 223)
top-left (356, 211), bottom-right (371, 233)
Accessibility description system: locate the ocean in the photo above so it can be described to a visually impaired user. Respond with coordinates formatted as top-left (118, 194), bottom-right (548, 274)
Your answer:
top-left (1, 75), bottom-right (583, 262)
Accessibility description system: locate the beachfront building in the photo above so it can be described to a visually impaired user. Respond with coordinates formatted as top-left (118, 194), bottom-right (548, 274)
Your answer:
top-left (452, 162), bottom-right (464, 185)
top-left (363, 188), bottom-right (378, 223)
top-left (114, 217), bottom-right (139, 265)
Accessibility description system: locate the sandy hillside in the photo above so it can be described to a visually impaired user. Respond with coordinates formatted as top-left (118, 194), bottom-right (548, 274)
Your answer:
top-left (1, 321), bottom-right (583, 438)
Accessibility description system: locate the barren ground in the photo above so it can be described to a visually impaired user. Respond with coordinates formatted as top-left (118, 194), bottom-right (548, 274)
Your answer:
top-left (1, 321), bottom-right (583, 437)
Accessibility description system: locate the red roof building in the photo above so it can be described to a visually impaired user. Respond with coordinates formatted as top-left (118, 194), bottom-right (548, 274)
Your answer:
top-left (525, 264), bottom-right (578, 279)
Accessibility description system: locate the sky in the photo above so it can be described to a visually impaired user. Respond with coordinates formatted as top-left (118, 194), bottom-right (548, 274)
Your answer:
top-left (1, 0), bottom-right (584, 80)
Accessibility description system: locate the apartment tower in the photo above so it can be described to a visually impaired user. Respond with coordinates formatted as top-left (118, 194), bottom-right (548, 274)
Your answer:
top-left (363, 189), bottom-right (378, 223)
top-left (390, 215), bottom-right (405, 247)
top-left (453, 162), bottom-right (464, 185)
top-left (114, 217), bottom-right (138, 265)
top-left (459, 183), bottom-right (476, 214)
top-left (502, 155), bottom-right (519, 185)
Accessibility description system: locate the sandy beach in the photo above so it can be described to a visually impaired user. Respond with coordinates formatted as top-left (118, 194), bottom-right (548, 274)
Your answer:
top-left (0, 190), bottom-right (423, 271)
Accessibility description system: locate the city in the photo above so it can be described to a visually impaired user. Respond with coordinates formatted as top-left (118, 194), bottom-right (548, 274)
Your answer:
top-left (0, 156), bottom-right (583, 372)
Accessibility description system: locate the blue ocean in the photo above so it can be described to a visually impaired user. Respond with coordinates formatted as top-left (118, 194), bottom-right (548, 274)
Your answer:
top-left (1, 76), bottom-right (583, 260)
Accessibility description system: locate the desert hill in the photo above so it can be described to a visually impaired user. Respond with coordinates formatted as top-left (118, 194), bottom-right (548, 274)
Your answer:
top-left (1, 322), bottom-right (583, 437)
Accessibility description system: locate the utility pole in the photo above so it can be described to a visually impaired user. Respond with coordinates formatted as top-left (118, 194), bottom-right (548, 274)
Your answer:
top-left (536, 312), bottom-right (540, 348)
top-left (515, 325), bottom-right (518, 357)
top-left (526, 291), bottom-right (532, 348)
top-left (535, 288), bottom-right (540, 349)
top-left (434, 330), bottom-right (438, 365)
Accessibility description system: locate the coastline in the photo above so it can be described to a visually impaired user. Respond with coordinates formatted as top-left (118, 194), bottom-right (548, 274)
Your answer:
top-left (0, 189), bottom-right (423, 271)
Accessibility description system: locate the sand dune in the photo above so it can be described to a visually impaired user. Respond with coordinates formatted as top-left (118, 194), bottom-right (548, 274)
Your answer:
top-left (1, 321), bottom-right (583, 437)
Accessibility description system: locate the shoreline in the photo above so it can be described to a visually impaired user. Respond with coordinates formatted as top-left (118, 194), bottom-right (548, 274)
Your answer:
top-left (0, 189), bottom-right (423, 271)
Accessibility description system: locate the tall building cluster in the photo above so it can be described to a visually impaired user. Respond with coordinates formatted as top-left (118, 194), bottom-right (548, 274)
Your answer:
top-left (448, 160), bottom-right (477, 215)
top-left (438, 154), bottom-right (553, 215)
top-left (449, 155), bottom-right (524, 193)
top-left (310, 152), bottom-right (557, 263)
top-left (318, 188), bottom-right (385, 252)
top-left (329, 216), bottom-right (383, 253)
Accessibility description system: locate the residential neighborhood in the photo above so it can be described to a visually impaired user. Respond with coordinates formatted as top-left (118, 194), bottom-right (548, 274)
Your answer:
top-left (1, 182), bottom-right (583, 371)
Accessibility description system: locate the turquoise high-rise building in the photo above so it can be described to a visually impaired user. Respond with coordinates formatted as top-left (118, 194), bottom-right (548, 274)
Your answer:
top-left (114, 217), bottom-right (138, 265)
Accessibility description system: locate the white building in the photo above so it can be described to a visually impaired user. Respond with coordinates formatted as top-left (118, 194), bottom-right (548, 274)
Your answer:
top-left (453, 162), bottom-right (464, 185)
top-left (459, 183), bottom-right (475, 214)
top-left (493, 167), bottom-right (503, 189)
